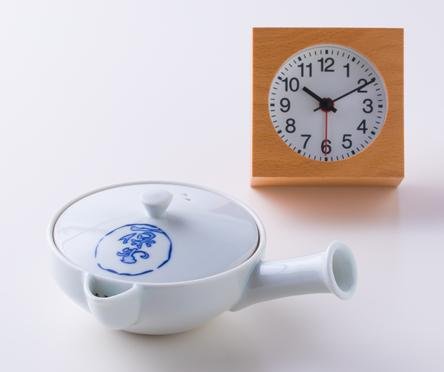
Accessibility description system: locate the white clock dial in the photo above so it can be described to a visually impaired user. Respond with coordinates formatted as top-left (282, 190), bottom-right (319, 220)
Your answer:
top-left (268, 44), bottom-right (388, 162)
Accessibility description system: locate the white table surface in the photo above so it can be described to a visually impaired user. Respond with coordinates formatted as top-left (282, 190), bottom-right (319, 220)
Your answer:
top-left (1, 1), bottom-right (443, 371)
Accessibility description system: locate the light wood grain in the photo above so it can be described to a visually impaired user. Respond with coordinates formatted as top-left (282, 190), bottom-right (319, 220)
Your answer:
top-left (252, 28), bottom-right (404, 187)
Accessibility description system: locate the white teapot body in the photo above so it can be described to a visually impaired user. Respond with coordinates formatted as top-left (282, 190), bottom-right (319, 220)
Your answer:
top-left (49, 182), bottom-right (357, 335)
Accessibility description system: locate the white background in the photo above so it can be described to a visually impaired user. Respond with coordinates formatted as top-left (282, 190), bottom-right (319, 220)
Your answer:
top-left (0, 1), bottom-right (443, 371)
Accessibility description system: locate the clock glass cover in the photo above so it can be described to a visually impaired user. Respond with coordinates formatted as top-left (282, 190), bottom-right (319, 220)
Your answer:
top-left (268, 44), bottom-right (388, 162)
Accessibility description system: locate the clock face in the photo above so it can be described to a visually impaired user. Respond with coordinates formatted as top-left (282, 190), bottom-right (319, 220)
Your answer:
top-left (268, 44), bottom-right (388, 162)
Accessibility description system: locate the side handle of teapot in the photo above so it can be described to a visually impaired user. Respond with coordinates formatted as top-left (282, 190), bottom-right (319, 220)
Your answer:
top-left (232, 241), bottom-right (357, 311)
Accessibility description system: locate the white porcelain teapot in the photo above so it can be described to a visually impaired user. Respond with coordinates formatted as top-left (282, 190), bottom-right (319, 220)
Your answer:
top-left (49, 181), bottom-right (357, 335)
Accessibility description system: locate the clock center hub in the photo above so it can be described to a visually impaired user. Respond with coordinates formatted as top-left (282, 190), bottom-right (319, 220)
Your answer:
top-left (319, 98), bottom-right (335, 112)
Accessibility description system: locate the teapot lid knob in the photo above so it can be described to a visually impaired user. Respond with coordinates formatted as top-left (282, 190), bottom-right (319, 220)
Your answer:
top-left (141, 190), bottom-right (173, 218)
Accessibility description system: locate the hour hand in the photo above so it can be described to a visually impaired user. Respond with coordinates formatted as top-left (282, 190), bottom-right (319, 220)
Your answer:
top-left (302, 86), bottom-right (322, 102)
top-left (303, 86), bottom-right (337, 113)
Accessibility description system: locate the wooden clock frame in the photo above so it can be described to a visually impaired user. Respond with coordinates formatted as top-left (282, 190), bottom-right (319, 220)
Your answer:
top-left (252, 28), bottom-right (404, 186)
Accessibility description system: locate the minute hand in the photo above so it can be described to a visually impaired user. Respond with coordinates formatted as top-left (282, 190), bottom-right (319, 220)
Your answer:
top-left (333, 77), bottom-right (376, 102)
top-left (314, 77), bottom-right (376, 112)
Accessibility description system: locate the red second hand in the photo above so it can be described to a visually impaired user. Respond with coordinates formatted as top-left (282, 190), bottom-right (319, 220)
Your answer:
top-left (324, 111), bottom-right (328, 153)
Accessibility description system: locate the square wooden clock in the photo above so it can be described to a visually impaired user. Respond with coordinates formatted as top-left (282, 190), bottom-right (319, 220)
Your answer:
top-left (252, 28), bottom-right (404, 186)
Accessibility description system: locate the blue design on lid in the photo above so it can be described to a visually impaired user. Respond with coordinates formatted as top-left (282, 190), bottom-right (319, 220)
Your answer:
top-left (95, 224), bottom-right (173, 276)
top-left (116, 247), bottom-right (150, 264)
top-left (116, 229), bottom-right (156, 264)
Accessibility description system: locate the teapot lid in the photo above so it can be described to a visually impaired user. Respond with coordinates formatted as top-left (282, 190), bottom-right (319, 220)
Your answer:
top-left (52, 182), bottom-right (259, 283)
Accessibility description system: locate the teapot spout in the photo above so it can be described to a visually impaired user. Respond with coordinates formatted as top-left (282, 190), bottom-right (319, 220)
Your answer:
top-left (232, 241), bottom-right (357, 311)
top-left (83, 274), bottom-right (142, 329)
